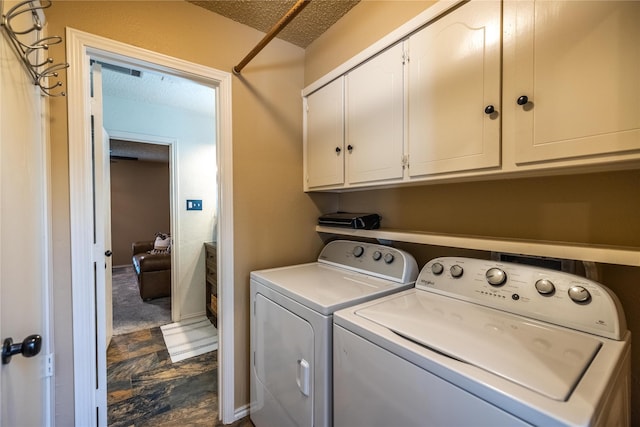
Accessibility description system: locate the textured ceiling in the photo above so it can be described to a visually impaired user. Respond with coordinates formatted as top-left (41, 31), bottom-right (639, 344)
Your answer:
top-left (187, 0), bottom-right (360, 48)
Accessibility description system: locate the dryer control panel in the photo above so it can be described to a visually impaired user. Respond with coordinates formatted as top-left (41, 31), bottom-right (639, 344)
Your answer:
top-left (318, 240), bottom-right (419, 284)
top-left (417, 257), bottom-right (627, 340)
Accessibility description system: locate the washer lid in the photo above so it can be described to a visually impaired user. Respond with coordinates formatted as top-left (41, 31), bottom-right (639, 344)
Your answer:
top-left (355, 290), bottom-right (602, 401)
top-left (251, 263), bottom-right (412, 315)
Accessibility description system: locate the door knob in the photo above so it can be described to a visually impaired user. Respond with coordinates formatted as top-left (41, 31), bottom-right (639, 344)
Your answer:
top-left (516, 95), bottom-right (529, 106)
top-left (105, 250), bottom-right (113, 257)
top-left (484, 105), bottom-right (495, 114)
top-left (2, 334), bottom-right (42, 364)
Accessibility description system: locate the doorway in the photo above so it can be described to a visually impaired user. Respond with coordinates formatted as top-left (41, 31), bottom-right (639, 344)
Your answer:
top-left (109, 139), bottom-right (172, 336)
top-left (67, 29), bottom-right (235, 425)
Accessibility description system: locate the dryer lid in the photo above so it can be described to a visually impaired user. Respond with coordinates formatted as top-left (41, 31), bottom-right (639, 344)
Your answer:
top-left (355, 290), bottom-right (602, 401)
top-left (251, 263), bottom-right (412, 315)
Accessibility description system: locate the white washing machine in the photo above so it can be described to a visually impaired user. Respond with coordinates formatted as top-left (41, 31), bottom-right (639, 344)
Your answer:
top-left (250, 240), bottom-right (418, 427)
top-left (334, 257), bottom-right (631, 427)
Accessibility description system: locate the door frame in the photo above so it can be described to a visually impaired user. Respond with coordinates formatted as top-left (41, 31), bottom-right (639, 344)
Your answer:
top-left (66, 28), bottom-right (235, 425)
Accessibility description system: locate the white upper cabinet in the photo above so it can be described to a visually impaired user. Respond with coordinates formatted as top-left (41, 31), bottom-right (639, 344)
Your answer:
top-left (408, 0), bottom-right (501, 177)
top-left (304, 77), bottom-right (344, 189)
top-left (507, 0), bottom-right (640, 164)
top-left (346, 43), bottom-right (405, 184)
top-left (303, 0), bottom-right (640, 192)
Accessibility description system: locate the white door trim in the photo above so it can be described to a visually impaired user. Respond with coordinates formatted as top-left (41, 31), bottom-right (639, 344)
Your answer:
top-left (66, 28), bottom-right (235, 425)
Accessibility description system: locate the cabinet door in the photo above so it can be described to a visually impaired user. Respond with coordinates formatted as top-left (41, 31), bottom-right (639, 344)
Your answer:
top-left (408, 1), bottom-right (501, 177)
top-left (510, 1), bottom-right (640, 164)
top-left (346, 43), bottom-right (404, 184)
top-left (304, 77), bottom-right (344, 189)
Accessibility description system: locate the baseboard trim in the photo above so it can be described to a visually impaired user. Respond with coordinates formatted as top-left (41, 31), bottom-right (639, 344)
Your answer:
top-left (234, 403), bottom-right (250, 420)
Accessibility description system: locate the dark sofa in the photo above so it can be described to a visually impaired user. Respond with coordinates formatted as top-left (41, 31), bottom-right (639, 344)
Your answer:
top-left (132, 241), bottom-right (171, 300)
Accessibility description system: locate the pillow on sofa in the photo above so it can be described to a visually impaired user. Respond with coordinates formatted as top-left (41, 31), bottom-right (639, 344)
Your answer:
top-left (150, 232), bottom-right (171, 254)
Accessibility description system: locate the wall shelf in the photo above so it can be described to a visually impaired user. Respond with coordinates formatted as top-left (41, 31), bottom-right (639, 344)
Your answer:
top-left (316, 226), bottom-right (640, 267)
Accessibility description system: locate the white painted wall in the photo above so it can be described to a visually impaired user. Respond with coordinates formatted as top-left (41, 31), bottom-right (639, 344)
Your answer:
top-left (102, 91), bottom-right (217, 319)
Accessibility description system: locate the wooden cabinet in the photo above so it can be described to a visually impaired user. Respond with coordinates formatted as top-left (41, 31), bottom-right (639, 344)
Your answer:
top-left (507, 0), bottom-right (640, 164)
top-left (303, 0), bottom-right (640, 192)
top-left (204, 242), bottom-right (217, 327)
top-left (407, 0), bottom-right (501, 177)
top-left (304, 77), bottom-right (344, 189)
top-left (346, 43), bottom-right (405, 184)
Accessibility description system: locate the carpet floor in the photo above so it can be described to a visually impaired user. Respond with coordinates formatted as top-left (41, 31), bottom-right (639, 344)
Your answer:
top-left (112, 266), bottom-right (172, 335)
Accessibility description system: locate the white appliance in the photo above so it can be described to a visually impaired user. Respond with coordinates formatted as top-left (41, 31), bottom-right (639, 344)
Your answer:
top-left (250, 240), bottom-right (419, 427)
top-left (334, 257), bottom-right (631, 427)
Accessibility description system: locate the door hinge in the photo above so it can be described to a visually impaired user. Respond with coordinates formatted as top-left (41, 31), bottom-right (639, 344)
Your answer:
top-left (402, 154), bottom-right (409, 169)
top-left (402, 51), bottom-right (409, 65)
top-left (44, 353), bottom-right (54, 377)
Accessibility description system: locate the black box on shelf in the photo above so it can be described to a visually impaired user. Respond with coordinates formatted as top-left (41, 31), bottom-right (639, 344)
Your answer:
top-left (318, 212), bottom-right (381, 230)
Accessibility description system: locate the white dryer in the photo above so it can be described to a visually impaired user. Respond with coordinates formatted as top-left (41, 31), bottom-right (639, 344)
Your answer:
top-left (334, 257), bottom-right (631, 427)
top-left (250, 240), bottom-right (418, 427)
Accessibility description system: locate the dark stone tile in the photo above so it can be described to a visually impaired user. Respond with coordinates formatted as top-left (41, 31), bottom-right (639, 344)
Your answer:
top-left (107, 390), bottom-right (171, 427)
top-left (108, 351), bottom-right (164, 383)
top-left (107, 325), bottom-right (221, 427)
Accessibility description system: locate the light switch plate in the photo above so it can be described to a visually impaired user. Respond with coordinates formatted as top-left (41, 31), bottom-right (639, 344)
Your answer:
top-left (186, 199), bottom-right (203, 211)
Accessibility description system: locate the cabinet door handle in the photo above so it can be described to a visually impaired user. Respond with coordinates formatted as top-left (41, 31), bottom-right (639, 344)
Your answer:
top-left (335, 146), bottom-right (341, 154)
top-left (484, 105), bottom-right (495, 114)
top-left (516, 95), bottom-right (529, 106)
top-left (347, 145), bottom-right (353, 152)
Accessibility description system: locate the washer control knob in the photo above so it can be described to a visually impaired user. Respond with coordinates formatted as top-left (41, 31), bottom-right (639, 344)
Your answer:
top-left (535, 279), bottom-right (555, 295)
top-left (431, 262), bottom-right (444, 275)
top-left (486, 268), bottom-right (507, 286)
top-left (372, 251), bottom-right (382, 261)
top-left (383, 253), bottom-right (395, 264)
top-left (450, 264), bottom-right (464, 278)
top-left (353, 246), bottom-right (364, 257)
top-left (568, 286), bottom-right (591, 303)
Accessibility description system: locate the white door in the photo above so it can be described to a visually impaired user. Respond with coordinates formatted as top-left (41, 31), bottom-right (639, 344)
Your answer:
top-left (346, 43), bottom-right (404, 184)
top-left (90, 62), bottom-right (109, 425)
top-left (253, 294), bottom-right (313, 427)
top-left (0, 5), bottom-right (51, 425)
top-left (509, 0), bottom-right (640, 164)
top-left (407, 0), bottom-right (501, 177)
top-left (100, 127), bottom-right (113, 345)
top-left (304, 77), bottom-right (345, 189)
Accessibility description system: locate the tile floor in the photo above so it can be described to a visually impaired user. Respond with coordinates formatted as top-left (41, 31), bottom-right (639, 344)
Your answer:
top-left (107, 326), bottom-right (253, 427)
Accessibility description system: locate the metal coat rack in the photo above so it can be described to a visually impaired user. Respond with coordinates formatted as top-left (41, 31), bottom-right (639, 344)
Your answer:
top-left (1, 0), bottom-right (68, 96)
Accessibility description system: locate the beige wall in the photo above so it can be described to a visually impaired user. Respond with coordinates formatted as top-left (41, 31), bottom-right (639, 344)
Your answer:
top-left (46, 1), bottom-right (335, 422)
top-left (110, 159), bottom-right (170, 267)
top-left (305, 2), bottom-right (640, 424)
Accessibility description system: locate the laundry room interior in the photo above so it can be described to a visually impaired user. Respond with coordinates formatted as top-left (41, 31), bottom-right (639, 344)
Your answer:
top-left (6, 0), bottom-right (639, 425)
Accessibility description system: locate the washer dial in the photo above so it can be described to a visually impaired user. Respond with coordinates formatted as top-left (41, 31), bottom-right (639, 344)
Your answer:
top-left (568, 286), bottom-right (591, 303)
top-left (535, 279), bottom-right (555, 295)
top-left (353, 246), bottom-right (364, 257)
top-left (485, 268), bottom-right (507, 286)
top-left (383, 253), bottom-right (395, 264)
top-left (450, 264), bottom-right (464, 278)
top-left (372, 251), bottom-right (382, 261)
top-left (431, 262), bottom-right (444, 275)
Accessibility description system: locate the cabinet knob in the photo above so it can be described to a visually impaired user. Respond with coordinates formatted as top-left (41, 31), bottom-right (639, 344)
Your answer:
top-left (347, 145), bottom-right (353, 152)
top-left (484, 105), bottom-right (495, 114)
top-left (516, 95), bottom-right (529, 106)
top-left (335, 147), bottom-right (341, 154)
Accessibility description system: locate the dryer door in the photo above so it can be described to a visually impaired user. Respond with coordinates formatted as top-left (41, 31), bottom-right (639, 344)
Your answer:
top-left (253, 293), bottom-right (314, 427)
